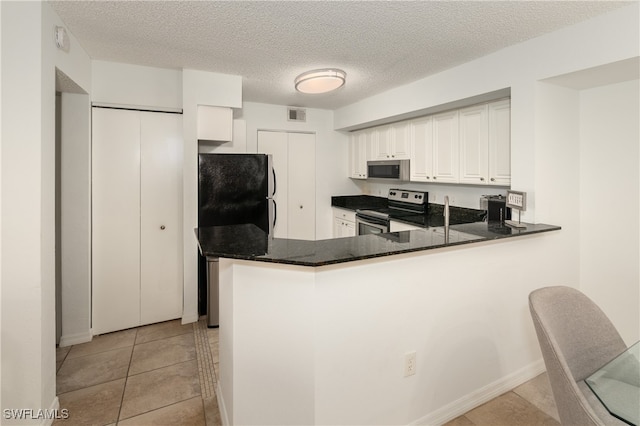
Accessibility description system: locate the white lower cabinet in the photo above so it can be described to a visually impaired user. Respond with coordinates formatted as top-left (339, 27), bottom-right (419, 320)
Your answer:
top-left (333, 208), bottom-right (356, 238)
top-left (92, 107), bottom-right (183, 335)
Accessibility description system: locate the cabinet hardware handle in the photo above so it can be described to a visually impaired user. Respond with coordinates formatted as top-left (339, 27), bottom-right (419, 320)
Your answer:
top-left (160, 225), bottom-right (166, 230)
top-left (300, 205), bottom-right (303, 209)
top-left (480, 177), bottom-right (485, 181)
top-left (490, 178), bottom-right (495, 182)
top-left (433, 176), bottom-right (437, 180)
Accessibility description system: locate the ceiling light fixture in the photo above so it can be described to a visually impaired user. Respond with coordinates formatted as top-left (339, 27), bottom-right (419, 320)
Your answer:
top-left (294, 68), bottom-right (346, 94)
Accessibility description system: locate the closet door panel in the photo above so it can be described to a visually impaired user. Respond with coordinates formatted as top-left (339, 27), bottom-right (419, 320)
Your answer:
top-left (92, 108), bottom-right (141, 334)
top-left (140, 112), bottom-right (183, 325)
top-left (287, 133), bottom-right (316, 240)
top-left (258, 131), bottom-right (289, 239)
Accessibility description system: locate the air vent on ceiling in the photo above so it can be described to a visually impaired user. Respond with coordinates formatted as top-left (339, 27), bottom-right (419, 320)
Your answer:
top-left (287, 107), bottom-right (306, 122)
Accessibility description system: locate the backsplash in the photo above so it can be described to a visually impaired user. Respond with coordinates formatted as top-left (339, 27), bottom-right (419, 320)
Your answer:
top-left (352, 179), bottom-right (507, 210)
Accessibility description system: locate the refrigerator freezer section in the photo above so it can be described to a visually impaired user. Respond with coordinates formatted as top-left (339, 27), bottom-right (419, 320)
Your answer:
top-left (198, 153), bottom-right (274, 233)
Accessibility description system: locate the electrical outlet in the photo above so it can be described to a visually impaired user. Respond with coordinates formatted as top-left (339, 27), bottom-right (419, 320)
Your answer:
top-left (404, 351), bottom-right (416, 377)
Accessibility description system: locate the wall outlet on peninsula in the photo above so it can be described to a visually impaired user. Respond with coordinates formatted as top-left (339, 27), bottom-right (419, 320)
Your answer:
top-left (404, 351), bottom-right (416, 377)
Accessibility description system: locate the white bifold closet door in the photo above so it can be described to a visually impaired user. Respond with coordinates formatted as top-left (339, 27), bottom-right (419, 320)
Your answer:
top-left (92, 107), bottom-right (182, 335)
top-left (257, 130), bottom-right (316, 240)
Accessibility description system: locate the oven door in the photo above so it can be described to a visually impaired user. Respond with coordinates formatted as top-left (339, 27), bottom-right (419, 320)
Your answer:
top-left (355, 213), bottom-right (390, 235)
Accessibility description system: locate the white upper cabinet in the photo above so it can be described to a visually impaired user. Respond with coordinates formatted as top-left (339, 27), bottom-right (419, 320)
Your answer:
top-left (488, 99), bottom-right (511, 186)
top-left (373, 123), bottom-right (410, 160)
top-left (197, 105), bottom-right (232, 142)
top-left (390, 121), bottom-right (411, 159)
top-left (349, 131), bottom-right (368, 179)
top-left (409, 116), bottom-right (433, 182)
top-left (373, 125), bottom-right (391, 160)
top-left (410, 112), bottom-right (460, 183)
top-left (351, 99), bottom-right (510, 186)
top-left (458, 100), bottom-right (511, 186)
top-left (432, 110), bottom-right (459, 183)
top-left (459, 104), bottom-right (489, 184)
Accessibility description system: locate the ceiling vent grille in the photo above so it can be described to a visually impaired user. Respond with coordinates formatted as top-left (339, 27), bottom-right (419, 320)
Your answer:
top-left (287, 107), bottom-right (306, 122)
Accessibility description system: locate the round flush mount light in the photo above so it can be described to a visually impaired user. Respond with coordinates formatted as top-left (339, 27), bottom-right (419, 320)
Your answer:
top-left (294, 68), bottom-right (346, 94)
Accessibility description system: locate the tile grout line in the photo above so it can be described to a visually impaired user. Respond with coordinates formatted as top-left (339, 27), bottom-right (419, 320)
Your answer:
top-left (193, 320), bottom-right (216, 399)
top-left (115, 328), bottom-right (138, 424)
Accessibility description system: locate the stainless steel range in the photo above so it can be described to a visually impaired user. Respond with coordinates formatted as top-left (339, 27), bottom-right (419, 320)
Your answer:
top-left (355, 189), bottom-right (428, 235)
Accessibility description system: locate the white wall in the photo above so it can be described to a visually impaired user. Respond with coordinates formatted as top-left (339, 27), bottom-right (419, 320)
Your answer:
top-left (579, 79), bottom-right (640, 344)
top-left (238, 102), bottom-right (359, 239)
top-left (59, 92), bottom-right (92, 346)
top-left (92, 60), bottom-right (182, 110)
top-left (1, 1), bottom-right (91, 420)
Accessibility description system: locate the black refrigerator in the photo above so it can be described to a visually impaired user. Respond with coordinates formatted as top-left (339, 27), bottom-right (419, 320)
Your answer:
top-left (198, 153), bottom-right (276, 315)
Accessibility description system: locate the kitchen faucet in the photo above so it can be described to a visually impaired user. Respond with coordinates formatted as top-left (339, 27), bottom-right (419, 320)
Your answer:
top-left (444, 195), bottom-right (450, 243)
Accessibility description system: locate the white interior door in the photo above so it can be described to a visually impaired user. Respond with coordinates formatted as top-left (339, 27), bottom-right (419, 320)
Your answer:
top-left (287, 133), bottom-right (316, 240)
top-left (92, 108), bottom-right (141, 334)
top-left (140, 112), bottom-right (183, 325)
top-left (258, 131), bottom-right (289, 238)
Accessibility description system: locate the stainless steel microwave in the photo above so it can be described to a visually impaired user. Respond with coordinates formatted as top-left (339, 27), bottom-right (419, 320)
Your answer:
top-left (367, 160), bottom-right (410, 180)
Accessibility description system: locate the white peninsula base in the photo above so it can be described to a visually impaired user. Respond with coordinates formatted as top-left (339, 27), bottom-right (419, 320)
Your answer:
top-left (216, 233), bottom-right (563, 425)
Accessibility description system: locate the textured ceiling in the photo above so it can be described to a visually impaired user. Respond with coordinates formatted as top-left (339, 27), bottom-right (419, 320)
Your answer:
top-left (49, 1), bottom-right (632, 110)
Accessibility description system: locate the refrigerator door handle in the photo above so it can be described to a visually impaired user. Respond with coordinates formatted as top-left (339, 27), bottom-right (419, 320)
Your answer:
top-left (272, 199), bottom-right (277, 231)
top-left (272, 168), bottom-right (277, 197)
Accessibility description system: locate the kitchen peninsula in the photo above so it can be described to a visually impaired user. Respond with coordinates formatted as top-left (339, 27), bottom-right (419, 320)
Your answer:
top-left (196, 219), bottom-right (561, 425)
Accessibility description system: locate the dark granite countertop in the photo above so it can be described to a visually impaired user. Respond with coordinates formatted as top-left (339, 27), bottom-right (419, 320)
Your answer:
top-left (331, 195), bottom-right (388, 211)
top-left (195, 221), bottom-right (561, 267)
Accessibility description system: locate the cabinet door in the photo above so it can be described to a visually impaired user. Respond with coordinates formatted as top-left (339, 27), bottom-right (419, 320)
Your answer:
top-left (258, 131), bottom-right (289, 238)
top-left (432, 111), bottom-right (459, 183)
top-left (344, 220), bottom-right (356, 237)
top-left (410, 117), bottom-right (433, 182)
top-left (390, 122), bottom-right (410, 159)
top-left (140, 112), bottom-right (183, 325)
top-left (459, 104), bottom-right (489, 185)
top-left (349, 132), bottom-right (367, 179)
top-left (488, 100), bottom-right (511, 186)
top-left (288, 133), bottom-right (316, 240)
top-left (349, 133), bottom-right (359, 178)
top-left (374, 126), bottom-right (392, 160)
top-left (92, 108), bottom-right (141, 335)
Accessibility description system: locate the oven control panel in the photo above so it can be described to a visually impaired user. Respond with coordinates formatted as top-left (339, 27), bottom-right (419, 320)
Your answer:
top-left (388, 189), bottom-right (428, 205)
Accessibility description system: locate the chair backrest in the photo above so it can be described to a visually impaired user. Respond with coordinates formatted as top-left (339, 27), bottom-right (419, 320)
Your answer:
top-left (529, 286), bottom-right (626, 426)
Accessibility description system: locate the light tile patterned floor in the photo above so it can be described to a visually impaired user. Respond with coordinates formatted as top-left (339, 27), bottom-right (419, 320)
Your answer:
top-left (54, 318), bottom-right (221, 426)
top-left (55, 318), bottom-right (558, 425)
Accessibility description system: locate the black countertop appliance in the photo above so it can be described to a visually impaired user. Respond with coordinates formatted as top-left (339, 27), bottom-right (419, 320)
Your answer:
top-left (486, 195), bottom-right (511, 223)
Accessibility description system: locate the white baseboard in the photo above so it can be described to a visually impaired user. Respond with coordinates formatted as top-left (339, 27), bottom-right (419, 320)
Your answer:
top-left (58, 330), bottom-right (92, 347)
top-left (217, 382), bottom-right (230, 426)
top-left (182, 313), bottom-right (200, 324)
top-left (410, 359), bottom-right (546, 426)
top-left (39, 396), bottom-right (60, 426)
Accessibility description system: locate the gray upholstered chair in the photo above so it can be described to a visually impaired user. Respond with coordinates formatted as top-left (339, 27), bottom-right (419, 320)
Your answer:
top-left (529, 286), bottom-right (628, 426)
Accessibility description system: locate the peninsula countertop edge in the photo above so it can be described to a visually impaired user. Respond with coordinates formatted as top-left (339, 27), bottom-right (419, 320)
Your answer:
top-left (195, 222), bottom-right (561, 267)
